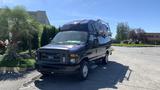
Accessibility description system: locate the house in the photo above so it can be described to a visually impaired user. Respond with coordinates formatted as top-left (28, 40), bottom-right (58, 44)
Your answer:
top-left (28, 11), bottom-right (50, 25)
top-left (0, 8), bottom-right (50, 25)
top-left (145, 33), bottom-right (160, 44)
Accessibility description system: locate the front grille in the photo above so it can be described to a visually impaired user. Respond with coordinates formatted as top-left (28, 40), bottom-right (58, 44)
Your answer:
top-left (38, 49), bottom-right (68, 64)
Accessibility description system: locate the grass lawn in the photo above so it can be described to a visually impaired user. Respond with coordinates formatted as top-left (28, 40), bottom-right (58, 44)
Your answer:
top-left (0, 50), bottom-right (36, 68)
top-left (112, 43), bottom-right (160, 47)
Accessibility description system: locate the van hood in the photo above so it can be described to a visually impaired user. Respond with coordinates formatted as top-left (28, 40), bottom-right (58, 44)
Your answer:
top-left (40, 44), bottom-right (85, 52)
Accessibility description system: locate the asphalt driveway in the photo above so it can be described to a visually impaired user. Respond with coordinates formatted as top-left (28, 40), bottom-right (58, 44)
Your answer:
top-left (1, 46), bottom-right (160, 90)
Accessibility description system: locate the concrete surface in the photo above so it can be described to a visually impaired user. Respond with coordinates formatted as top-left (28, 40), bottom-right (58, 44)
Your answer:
top-left (0, 46), bottom-right (160, 90)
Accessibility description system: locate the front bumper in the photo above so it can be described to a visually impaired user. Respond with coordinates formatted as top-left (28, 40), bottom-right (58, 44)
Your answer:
top-left (35, 63), bottom-right (80, 74)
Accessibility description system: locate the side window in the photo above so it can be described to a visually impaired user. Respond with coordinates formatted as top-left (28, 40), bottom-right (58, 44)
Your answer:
top-left (88, 34), bottom-right (98, 48)
top-left (89, 35), bottom-right (94, 42)
top-left (99, 23), bottom-right (104, 31)
top-left (94, 22), bottom-right (100, 32)
top-left (97, 23), bottom-right (109, 45)
top-left (102, 24), bottom-right (107, 31)
top-left (89, 34), bottom-right (97, 42)
top-left (101, 22), bottom-right (111, 37)
top-left (88, 23), bottom-right (97, 35)
top-left (105, 24), bottom-right (112, 36)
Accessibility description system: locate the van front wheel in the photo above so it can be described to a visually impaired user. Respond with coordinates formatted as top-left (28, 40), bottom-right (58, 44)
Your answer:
top-left (78, 61), bottom-right (89, 80)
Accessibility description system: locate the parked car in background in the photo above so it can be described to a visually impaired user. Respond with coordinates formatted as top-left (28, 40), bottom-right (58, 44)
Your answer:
top-left (35, 19), bottom-right (112, 80)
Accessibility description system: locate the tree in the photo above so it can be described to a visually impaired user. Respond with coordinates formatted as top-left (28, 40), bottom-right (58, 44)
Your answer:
top-left (10, 6), bottom-right (40, 56)
top-left (41, 26), bottom-right (47, 46)
top-left (116, 22), bottom-right (130, 41)
top-left (31, 31), bottom-right (39, 50)
top-left (128, 29), bottom-right (137, 41)
top-left (41, 26), bottom-right (58, 46)
top-left (0, 7), bottom-right (10, 40)
top-left (135, 28), bottom-right (146, 43)
top-left (0, 6), bottom-right (41, 59)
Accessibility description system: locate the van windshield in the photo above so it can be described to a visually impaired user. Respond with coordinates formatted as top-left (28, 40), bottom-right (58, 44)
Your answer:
top-left (51, 31), bottom-right (88, 45)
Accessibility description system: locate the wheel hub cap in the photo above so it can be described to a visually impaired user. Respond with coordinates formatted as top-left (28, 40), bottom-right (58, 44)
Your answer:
top-left (82, 65), bottom-right (88, 77)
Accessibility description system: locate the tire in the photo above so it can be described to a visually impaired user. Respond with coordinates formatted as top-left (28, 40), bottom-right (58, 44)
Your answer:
top-left (78, 61), bottom-right (89, 80)
top-left (102, 54), bottom-right (109, 64)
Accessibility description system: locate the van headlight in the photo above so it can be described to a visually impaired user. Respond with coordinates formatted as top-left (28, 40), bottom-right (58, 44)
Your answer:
top-left (70, 54), bottom-right (78, 58)
top-left (70, 54), bottom-right (79, 64)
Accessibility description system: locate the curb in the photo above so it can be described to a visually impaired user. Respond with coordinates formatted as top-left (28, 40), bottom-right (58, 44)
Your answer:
top-left (112, 46), bottom-right (160, 47)
top-left (0, 67), bottom-right (35, 74)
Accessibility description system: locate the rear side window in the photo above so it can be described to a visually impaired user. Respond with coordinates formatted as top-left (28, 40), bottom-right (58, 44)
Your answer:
top-left (96, 21), bottom-right (111, 45)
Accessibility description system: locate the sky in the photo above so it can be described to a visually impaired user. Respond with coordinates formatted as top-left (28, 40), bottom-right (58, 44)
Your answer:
top-left (0, 0), bottom-right (160, 37)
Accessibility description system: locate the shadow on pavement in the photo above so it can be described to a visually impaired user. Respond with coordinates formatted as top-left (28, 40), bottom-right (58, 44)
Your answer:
top-left (34, 61), bottom-right (129, 90)
top-left (0, 70), bottom-right (33, 81)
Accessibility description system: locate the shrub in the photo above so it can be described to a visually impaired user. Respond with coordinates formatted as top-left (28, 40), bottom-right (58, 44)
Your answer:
top-left (0, 57), bottom-right (35, 68)
top-left (41, 26), bottom-right (59, 47)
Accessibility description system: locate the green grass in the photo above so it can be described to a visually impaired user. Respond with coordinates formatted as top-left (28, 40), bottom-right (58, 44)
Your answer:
top-left (0, 58), bottom-right (35, 68)
top-left (19, 50), bottom-right (35, 54)
top-left (112, 43), bottom-right (160, 47)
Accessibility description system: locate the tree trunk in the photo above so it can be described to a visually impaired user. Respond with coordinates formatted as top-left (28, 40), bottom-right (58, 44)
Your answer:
top-left (6, 42), bottom-right (18, 60)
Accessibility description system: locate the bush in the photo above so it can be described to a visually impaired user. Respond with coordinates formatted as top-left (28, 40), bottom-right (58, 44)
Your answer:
top-left (0, 57), bottom-right (35, 68)
top-left (18, 31), bottom-right (39, 51)
top-left (31, 31), bottom-right (39, 50)
top-left (121, 40), bottom-right (129, 44)
top-left (41, 26), bottom-right (59, 46)
top-left (19, 59), bottom-right (35, 68)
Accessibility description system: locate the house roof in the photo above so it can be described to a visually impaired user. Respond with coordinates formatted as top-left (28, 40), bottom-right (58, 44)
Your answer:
top-left (28, 11), bottom-right (50, 25)
top-left (0, 9), bottom-right (50, 25)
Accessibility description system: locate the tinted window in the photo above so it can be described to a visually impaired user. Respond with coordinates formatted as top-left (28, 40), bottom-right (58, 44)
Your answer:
top-left (98, 22), bottom-right (111, 37)
top-left (94, 22), bottom-right (100, 31)
top-left (98, 36), bottom-right (111, 45)
top-left (61, 24), bottom-right (89, 31)
top-left (88, 23), bottom-right (97, 34)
